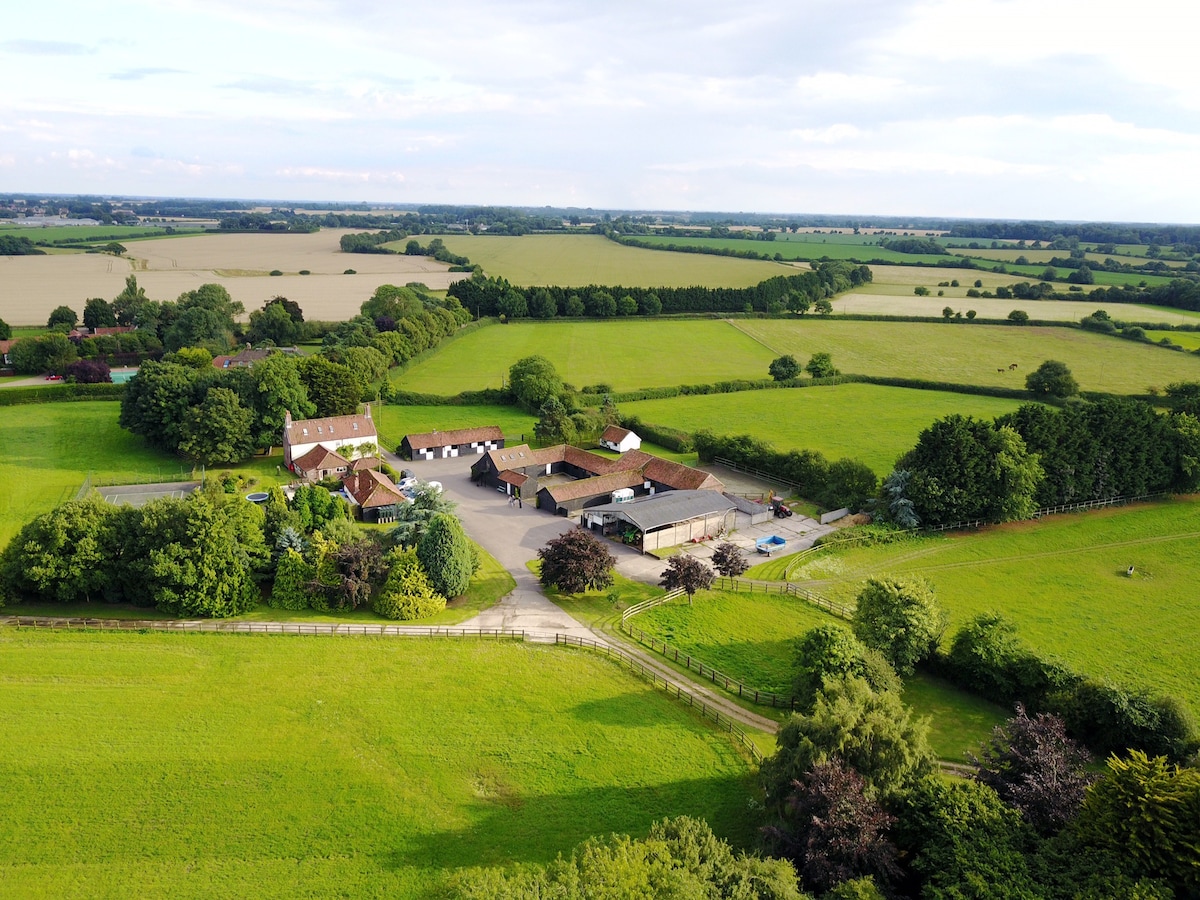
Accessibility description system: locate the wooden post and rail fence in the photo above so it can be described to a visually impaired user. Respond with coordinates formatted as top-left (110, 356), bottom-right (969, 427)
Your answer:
top-left (618, 580), bottom-right (853, 712)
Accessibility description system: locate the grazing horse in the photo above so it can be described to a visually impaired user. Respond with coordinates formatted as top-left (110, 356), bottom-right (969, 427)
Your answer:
top-left (997, 368), bottom-right (1006, 373)
top-left (1009, 363), bottom-right (1019, 370)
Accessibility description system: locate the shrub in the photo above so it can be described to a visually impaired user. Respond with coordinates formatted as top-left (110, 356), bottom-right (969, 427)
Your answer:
top-left (269, 548), bottom-right (314, 610)
top-left (538, 530), bottom-right (616, 594)
top-left (269, 269), bottom-right (283, 276)
top-left (373, 550), bottom-right (446, 620)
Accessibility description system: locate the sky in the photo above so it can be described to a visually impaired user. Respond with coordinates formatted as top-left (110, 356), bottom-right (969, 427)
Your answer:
top-left (2, 0), bottom-right (1198, 222)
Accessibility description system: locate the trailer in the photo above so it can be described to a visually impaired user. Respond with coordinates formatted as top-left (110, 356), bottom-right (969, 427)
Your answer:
top-left (755, 535), bottom-right (787, 555)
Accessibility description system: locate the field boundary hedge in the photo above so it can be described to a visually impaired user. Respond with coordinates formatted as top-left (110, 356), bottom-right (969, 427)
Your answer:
top-left (0, 382), bottom-right (126, 405)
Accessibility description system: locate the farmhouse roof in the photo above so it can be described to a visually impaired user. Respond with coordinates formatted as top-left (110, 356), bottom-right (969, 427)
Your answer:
top-left (641, 456), bottom-right (723, 491)
top-left (498, 471), bottom-right (528, 487)
top-left (292, 445), bottom-right (349, 474)
top-left (342, 469), bottom-right (406, 509)
top-left (404, 425), bottom-right (503, 450)
top-left (484, 444), bottom-right (537, 468)
top-left (586, 491), bottom-right (736, 532)
top-left (284, 408), bottom-right (376, 445)
top-left (350, 456), bottom-right (381, 471)
top-left (601, 425), bottom-right (634, 443)
top-left (0, 339), bottom-right (15, 355)
top-left (543, 470), bottom-right (643, 503)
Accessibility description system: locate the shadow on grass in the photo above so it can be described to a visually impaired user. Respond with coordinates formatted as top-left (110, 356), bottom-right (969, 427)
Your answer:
top-left (390, 774), bottom-right (760, 875)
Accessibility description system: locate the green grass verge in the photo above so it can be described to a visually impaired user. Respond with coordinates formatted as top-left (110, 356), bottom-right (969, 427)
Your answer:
top-left (1145, 330), bottom-right (1200, 351)
top-left (632, 590), bottom-right (1006, 761)
top-left (623, 384), bottom-right (1028, 475)
top-left (427, 234), bottom-right (793, 287)
top-left (0, 630), bottom-right (757, 896)
top-left (789, 499), bottom-right (1200, 715)
top-left (393, 319), bottom-right (778, 394)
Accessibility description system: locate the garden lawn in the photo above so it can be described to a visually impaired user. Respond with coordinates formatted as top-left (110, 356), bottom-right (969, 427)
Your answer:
top-left (0, 401), bottom-right (292, 550)
top-left (622, 384), bottom-right (1028, 475)
top-left (0, 631), bottom-right (757, 898)
top-left (787, 498), bottom-right (1200, 716)
top-left (632, 590), bottom-right (1005, 760)
top-left (733, 319), bottom-right (1200, 395)
top-left (392, 319), bottom-right (777, 394)
top-left (428, 234), bottom-right (791, 287)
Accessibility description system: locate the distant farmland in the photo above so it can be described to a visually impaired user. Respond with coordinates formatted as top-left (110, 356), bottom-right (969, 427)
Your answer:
top-left (428, 234), bottom-right (795, 287)
top-left (0, 230), bottom-right (462, 325)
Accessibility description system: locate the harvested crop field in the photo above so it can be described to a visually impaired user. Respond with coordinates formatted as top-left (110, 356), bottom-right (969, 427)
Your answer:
top-left (427, 234), bottom-right (796, 287)
top-left (0, 230), bottom-right (464, 325)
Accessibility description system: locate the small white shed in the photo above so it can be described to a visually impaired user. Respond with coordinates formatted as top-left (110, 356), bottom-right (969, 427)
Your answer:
top-left (600, 425), bottom-right (641, 453)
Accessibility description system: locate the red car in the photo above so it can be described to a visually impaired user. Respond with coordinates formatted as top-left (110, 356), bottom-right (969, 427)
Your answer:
top-left (44, 374), bottom-right (63, 381)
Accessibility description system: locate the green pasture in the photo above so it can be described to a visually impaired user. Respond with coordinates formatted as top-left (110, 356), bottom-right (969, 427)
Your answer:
top-left (629, 233), bottom-right (951, 266)
top-left (1145, 330), bottom-right (1200, 350)
top-left (835, 293), bottom-right (1198, 325)
top-left (0, 401), bottom-right (294, 550)
top-left (0, 631), bottom-right (756, 897)
top-left (376, 404), bottom-right (538, 449)
top-left (784, 499), bottom-right (1200, 715)
top-left (392, 317), bottom-right (1200, 397)
top-left (392, 319), bottom-right (777, 394)
top-left (634, 590), bottom-right (1005, 761)
top-left (622, 384), bottom-right (1027, 474)
top-left (424, 234), bottom-right (793, 287)
top-left (734, 319), bottom-right (1200, 395)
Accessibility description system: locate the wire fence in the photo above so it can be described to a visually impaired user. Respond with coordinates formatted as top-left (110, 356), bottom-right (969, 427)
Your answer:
top-left (923, 492), bottom-right (1169, 533)
top-left (554, 634), bottom-right (764, 763)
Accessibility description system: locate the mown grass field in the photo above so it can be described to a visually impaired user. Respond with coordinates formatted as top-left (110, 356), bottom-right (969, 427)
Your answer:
top-left (1145, 330), bottom-right (1200, 350)
top-left (0, 631), bottom-right (757, 897)
top-left (633, 589), bottom-right (1006, 761)
top-left (622, 384), bottom-right (1027, 474)
top-left (834, 292), bottom-right (1199, 324)
top-left (780, 499), bottom-right (1200, 715)
top-left (0, 224), bottom-right (195, 243)
top-left (429, 234), bottom-right (794, 287)
top-left (0, 402), bottom-right (290, 550)
top-left (735, 319), bottom-right (1200, 395)
top-left (394, 317), bottom-right (1200, 397)
top-left (392, 319), bottom-right (777, 394)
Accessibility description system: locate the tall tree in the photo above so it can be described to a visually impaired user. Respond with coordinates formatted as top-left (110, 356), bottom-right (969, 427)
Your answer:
top-left (508, 355), bottom-right (564, 411)
top-left (972, 706), bottom-right (1093, 835)
top-left (537, 530), bottom-right (616, 594)
top-left (177, 387), bottom-right (255, 465)
top-left (764, 760), bottom-right (900, 895)
top-left (852, 576), bottom-right (946, 675)
top-left (416, 513), bottom-right (476, 598)
top-left (83, 297), bottom-right (117, 330)
top-left (761, 675), bottom-right (934, 805)
top-left (659, 554), bottom-right (715, 604)
top-left (710, 542), bottom-right (749, 578)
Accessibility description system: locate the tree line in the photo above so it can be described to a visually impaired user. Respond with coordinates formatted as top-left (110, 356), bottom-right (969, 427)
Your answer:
top-left (447, 263), bottom-right (870, 318)
top-left (881, 398), bottom-right (1200, 529)
top-left (0, 478), bottom-right (480, 622)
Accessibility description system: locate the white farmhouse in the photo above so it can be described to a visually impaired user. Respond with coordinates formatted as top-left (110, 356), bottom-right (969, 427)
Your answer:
top-left (283, 406), bottom-right (378, 475)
